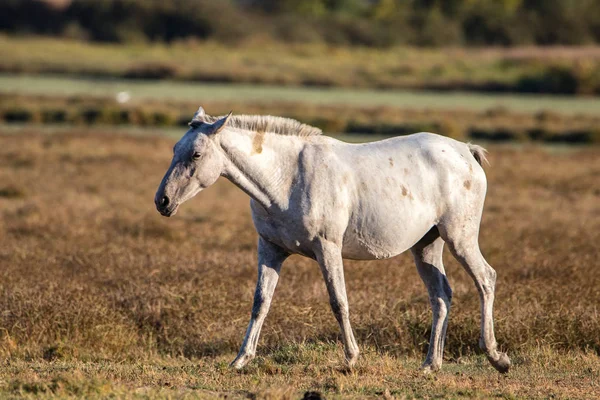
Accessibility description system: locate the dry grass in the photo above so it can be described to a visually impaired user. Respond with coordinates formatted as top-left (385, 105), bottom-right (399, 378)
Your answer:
top-left (0, 129), bottom-right (598, 398)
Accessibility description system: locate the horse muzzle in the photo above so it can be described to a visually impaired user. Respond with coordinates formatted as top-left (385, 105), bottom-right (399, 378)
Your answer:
top-left (155, 194), bottom-right (179, 217)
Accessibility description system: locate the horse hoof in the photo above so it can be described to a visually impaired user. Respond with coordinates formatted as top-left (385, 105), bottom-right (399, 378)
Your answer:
top-left (420, 362), bottom-right (440, 374)
top-left (345, 350), bottom-right (359, 368)
top-left (421, 366), bottom-right (434, 375)
top-left (489, 352), bottom-right (511, 374)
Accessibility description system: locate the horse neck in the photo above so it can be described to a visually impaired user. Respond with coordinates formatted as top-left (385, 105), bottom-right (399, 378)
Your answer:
top-left (216, 128), bottom-right (305, 211)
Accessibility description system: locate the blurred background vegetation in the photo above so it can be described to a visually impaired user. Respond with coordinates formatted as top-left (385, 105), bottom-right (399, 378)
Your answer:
top-left (0, 0), bottom-right (599, 143)
top-left (3, 0), bottom-right (600, 47)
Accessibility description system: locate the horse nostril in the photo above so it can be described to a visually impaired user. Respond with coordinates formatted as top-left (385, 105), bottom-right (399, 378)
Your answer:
top-left (160, 196), bottom-right (169, 208)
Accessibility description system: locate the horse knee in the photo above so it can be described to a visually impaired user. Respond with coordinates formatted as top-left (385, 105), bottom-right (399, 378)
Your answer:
top-left (431, 298), bottom-right (449, 320)
top-left (486, 265), bottom-right (497, 285)
top-left (478, 266), bottom-right (497, 296)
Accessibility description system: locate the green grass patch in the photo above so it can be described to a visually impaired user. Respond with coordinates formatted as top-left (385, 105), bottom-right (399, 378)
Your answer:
top-left (1, 74), bottom-right (599, 115)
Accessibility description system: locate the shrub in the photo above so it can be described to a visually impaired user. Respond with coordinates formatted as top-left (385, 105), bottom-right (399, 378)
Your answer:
top-left (527, 128), bottom-right (549, 141)
top-left (79, 107), bottom-right (102, 124)
top-left (468, 127), bottom-right (517, 142)
top-left (150, 111), bottom-right (176, 126)
top-left (2, 107), bottom-right (36, 123)
top-left (42, 109), bottom-right (68, 123)
top-left (517, 66), bottom-right (579, 94)
top-left (544, 130), bottom-right (594, 144)
top-left (102, 108), bottom-right (132, 125)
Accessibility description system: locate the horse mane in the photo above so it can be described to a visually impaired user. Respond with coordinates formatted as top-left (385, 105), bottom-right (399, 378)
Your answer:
top-left (190, 113), bottom-right (322, 138)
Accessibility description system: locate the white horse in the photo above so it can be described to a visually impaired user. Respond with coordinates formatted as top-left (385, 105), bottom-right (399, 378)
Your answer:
top-left (155, 107), bottom-right (510, 373)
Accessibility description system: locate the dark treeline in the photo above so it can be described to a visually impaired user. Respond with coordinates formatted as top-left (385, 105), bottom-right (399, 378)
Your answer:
top-left (2, 0), bottom-right (600, 47)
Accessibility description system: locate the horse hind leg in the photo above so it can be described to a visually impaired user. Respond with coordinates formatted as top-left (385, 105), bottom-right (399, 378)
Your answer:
top-left (438, 219), bottom-right (511, 373)
top-left (411, 227), bottom-right (452, 372)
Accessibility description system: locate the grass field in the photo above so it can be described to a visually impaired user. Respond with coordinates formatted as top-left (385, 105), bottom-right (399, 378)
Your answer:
top-left (0, 128), bottom-right (598, 398)
top-left (2, 35), bottom-right (600, 94)
top-left (2, 74), bottom-right (600, 115)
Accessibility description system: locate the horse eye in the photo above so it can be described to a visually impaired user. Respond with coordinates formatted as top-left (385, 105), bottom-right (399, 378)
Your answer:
top-left (192, 152), bottom-right (201, 160)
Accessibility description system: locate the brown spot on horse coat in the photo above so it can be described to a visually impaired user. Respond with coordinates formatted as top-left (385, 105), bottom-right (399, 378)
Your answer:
top-left (401, 185), bottom-right (414, 200)
top-left (389, 157), bottom-right (394, 167)
top-left (252, 130), bottom-right (265, 154)
top-left (464, 180), bottom-right (471, 190)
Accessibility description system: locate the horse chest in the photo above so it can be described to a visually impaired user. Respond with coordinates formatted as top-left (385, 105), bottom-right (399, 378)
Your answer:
top-left (250, 201), bottom-right (321, 258)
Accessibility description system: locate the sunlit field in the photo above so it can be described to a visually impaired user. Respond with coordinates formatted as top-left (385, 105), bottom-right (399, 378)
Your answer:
top-left (0, 128), bottom-right (598, 398)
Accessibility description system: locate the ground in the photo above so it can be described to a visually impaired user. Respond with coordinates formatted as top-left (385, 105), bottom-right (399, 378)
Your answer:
top-left (0, 130), bottom-right (598, 399)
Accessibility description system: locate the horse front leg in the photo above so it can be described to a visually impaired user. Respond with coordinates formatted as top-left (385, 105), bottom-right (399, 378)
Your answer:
top-left (231, 237), bottom-right (289, 369)
top-left (315, 239), bottom-right (360, 367)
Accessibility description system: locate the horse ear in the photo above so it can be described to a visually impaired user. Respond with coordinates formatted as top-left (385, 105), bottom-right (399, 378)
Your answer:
top-left (188, 106), bottom-right (207, 127)
top-left (206, 111), bottom-right (232, 135)
top-left (193, 106), bottom-right (205, 119)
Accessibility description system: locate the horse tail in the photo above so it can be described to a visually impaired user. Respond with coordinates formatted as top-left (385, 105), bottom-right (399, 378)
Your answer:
top-left (467, 143), bottom-right (489, 166)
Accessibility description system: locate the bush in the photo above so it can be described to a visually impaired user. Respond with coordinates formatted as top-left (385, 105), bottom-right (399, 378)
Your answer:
top-left (3, 107), bottom-right (36, 123)
top-left (468, 127), bottom-right (518, 142)
top-left (79, 107), bottom-right (102, 124)
top-left (102, 108), bottom-right (132, 125)
top-left (544, 131), bottom-right (594, 144)
top-left (149, 111), bottom-right (176, 126)
top-left (527, 128), bottom-right (549, 141)
top-left (517, 66), bottom-right (580, 94)
top-left (42, 109), bottom-right (68, 123)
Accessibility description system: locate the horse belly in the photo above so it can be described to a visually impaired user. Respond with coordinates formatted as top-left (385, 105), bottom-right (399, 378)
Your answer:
top-left (341, 203), bottom-right (436, 260)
